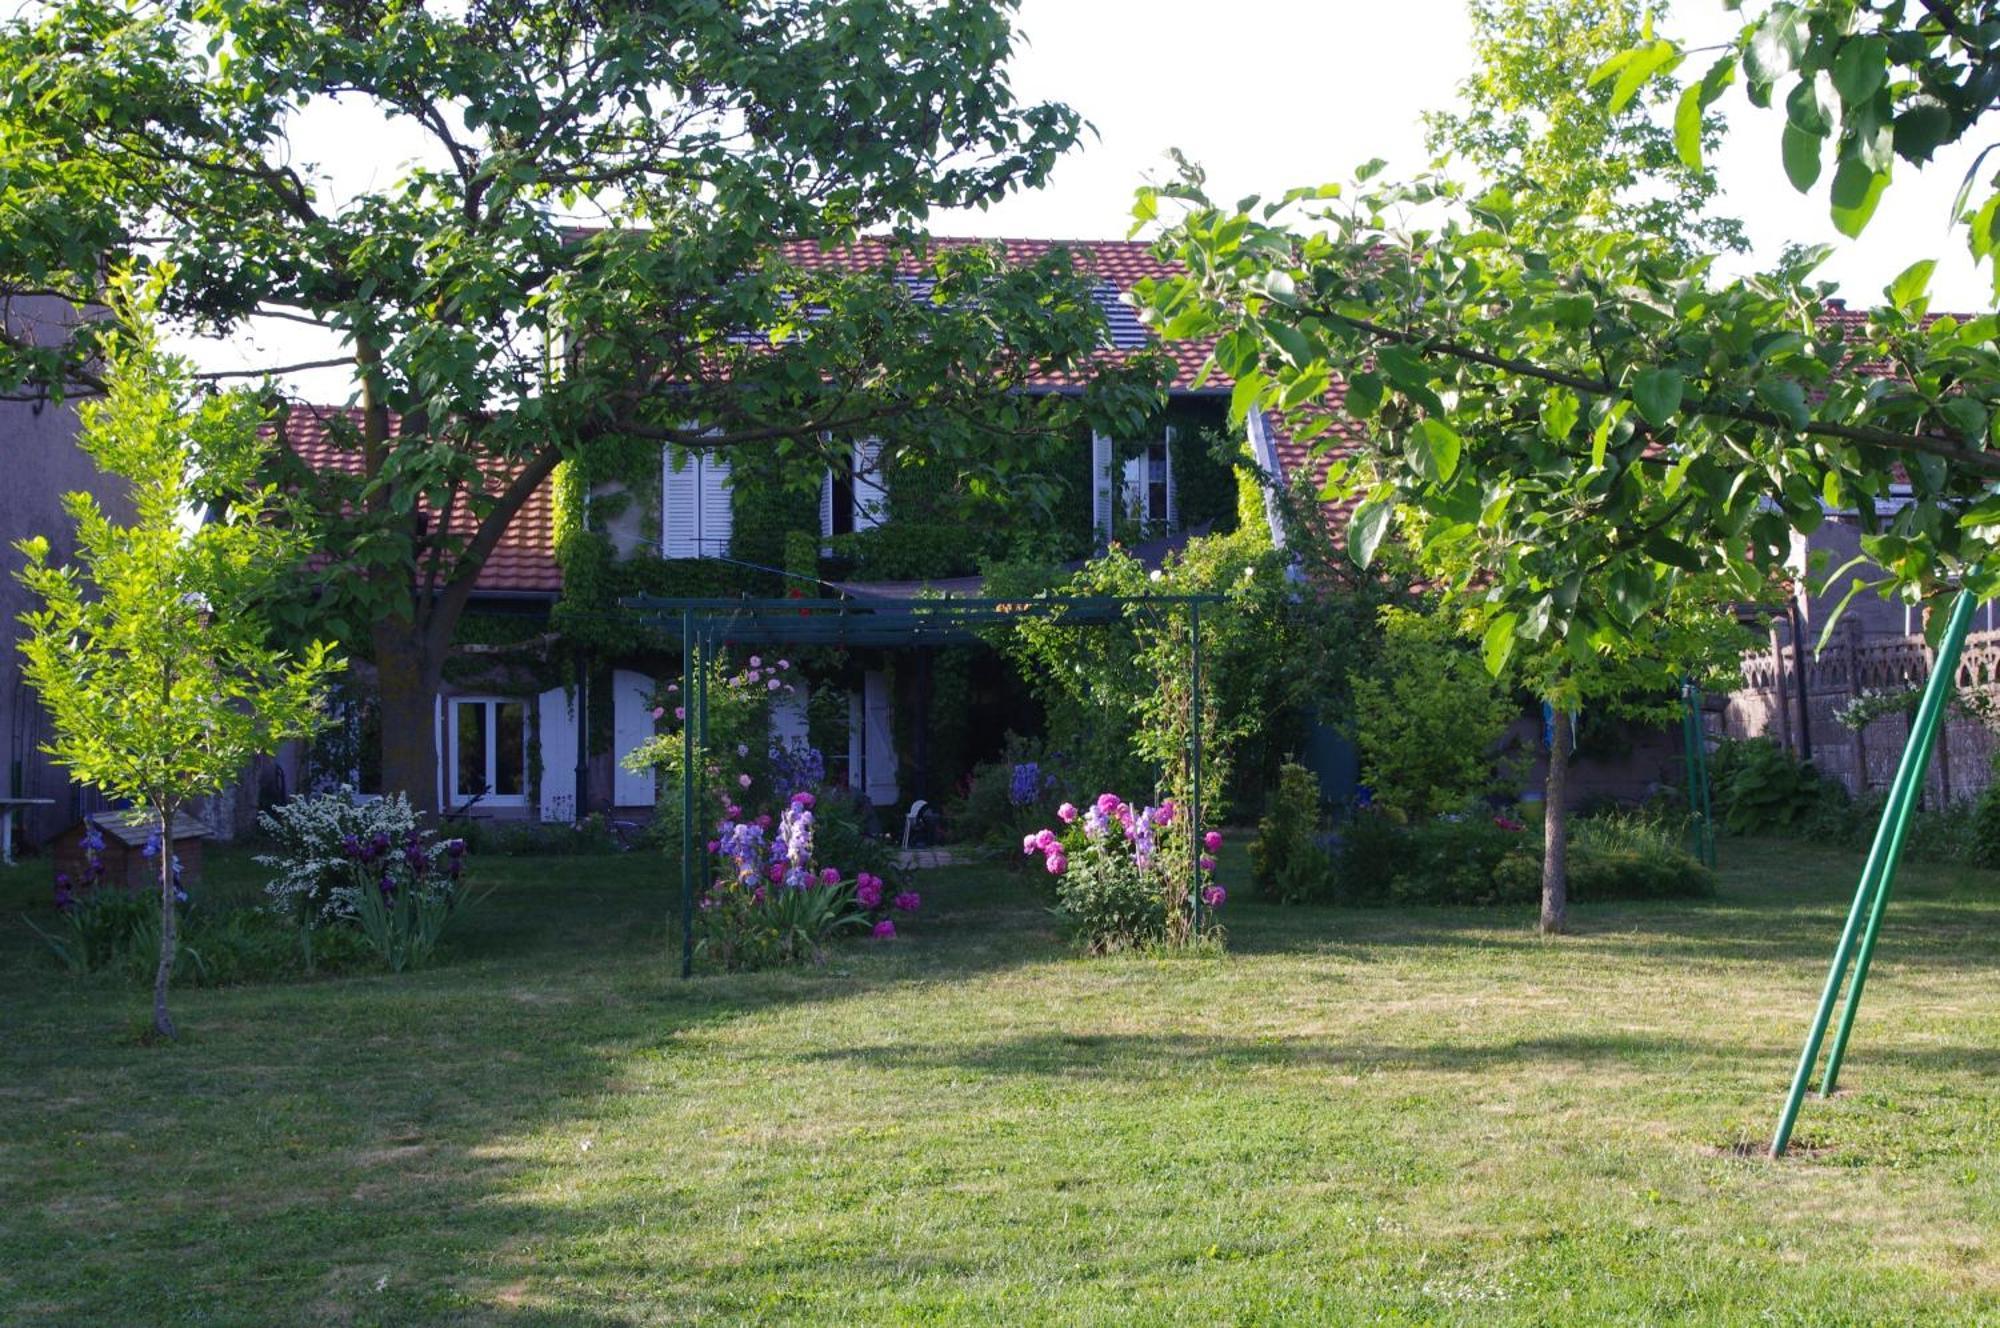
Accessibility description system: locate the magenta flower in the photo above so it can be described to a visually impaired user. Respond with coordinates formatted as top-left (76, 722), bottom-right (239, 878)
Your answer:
top-left (1199, 854), bottom-right (1217, 872)
top-left (674, 706), bottom-right (686, 720)
top-left (749, 655), bottom-right (762, 668)
top-left (706, 839), bottom-right (720, 853)
top-left (1204, 830), bottom-right (1223, 852)
top-left (1096, 792), bottom-right (1121, 814)
top-left (791, 791), bottom-right (816, 808)
top-left (857, 878), bottom-right (884, 908)
top-left (777, 659), bottom-right (791, 670)
top-left (667, 683), bottom-right (680, 694)
top-left (1021, 833), bottom-right (1038, 856)
top-left (872, 920), bottom-right (896, 940)
top-left (1158, 798), bottom-right (1177, 823)
top-left (737, 773), bottom-right (753, 789)
top-left (1057, 802), bottom-right (1078, 823)
top-left (725, 803), bottom-right (742, 819)
top-left (767, 678), bottom-right (781, 691)
top-left (1046, 851), bottom-right (1067, 875)
top-left (893, 891), bottom-right (921, 913)
top-left (1033, 828), bottom-right (1058, 853)
top-left (650, 706), bottom-right (665, 720)
top-left (820, 867), bottom-right (841, 886)
top-left (767, 862), bottom-right (787, 883)
top-left (1202, 884), bottom-right (1226, 908)
top-left (751, 886), bottom-right (767, 904)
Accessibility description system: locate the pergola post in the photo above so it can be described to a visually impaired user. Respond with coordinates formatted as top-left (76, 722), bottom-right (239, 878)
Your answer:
top-left (1188, 600), bottom-right (1203, 934)
top-left (679, 608), bottom-right (696, 981)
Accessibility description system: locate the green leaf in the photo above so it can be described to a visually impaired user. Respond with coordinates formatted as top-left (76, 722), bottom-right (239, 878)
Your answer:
top-left (1227, 367), bottom-right (1266, 425)
top-left (1755, 378), bottom-right (1810, 429)
top-left (1610, 564), bottom-right (1654, 624)
top-left (1829, 157), bottom-right (1890, 237)
top-left (1939, 396), bottom-right (1988, 444)
top-left (1831, 35), bottom-right (1888, 108)
top-left (1348, 499), bottom-right (1393, 569)
top-left (1481, 612), bottom-right (1517, 677)
top-left (1266, 321), bottom-right (1315, 369)
top-left (1745, 8), bottom-right (1808, 87)
top-left (1631, 369), bottom-right (1684, 427)
top-left (1674, 83), bottom-right (1705, 170)
top-left (1608, 41), bottom-right (1681, 114)
top-left (1411, 418), bottom-right (1463, 484)
top-left (1886, 258), bottom-right (1936, 313)
top-left (1343, 371), bottom-right (1384, 420)
top-left (1643, 534), bottom-right (1704, 573)
top-left (1781, 124), bottom-right (1823, 192)
top-left (1539, 388), bottom-right (1580, 442)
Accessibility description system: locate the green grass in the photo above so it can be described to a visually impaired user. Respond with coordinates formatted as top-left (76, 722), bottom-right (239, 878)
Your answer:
top-left (4, 838), bottom-right (2000, 1325)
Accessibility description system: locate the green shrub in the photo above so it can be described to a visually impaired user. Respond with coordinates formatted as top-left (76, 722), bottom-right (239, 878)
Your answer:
top-left (1710, 737), bottom-right (1844, 835)
top-left (1976, 765), bottom-right (2000, 868)
top-left (1347, 607), bottom-right (1517, 820)
top-left (1250, 762), bottom-right (1333, 903)
top-left (1388, 814), bottom-right (1531, 906)
top-left (1329, 809), bottom-right (1410, 906)
top-left (1053, 841), bottom-right (1166, 953)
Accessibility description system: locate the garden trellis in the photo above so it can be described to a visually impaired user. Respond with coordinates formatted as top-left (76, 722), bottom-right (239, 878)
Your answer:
top-left (617, 594), bottom-right (1224, 979)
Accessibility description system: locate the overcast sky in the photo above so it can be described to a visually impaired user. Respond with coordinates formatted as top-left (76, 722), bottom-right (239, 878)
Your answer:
top-left (205, 0), bottom-right (1994, 400)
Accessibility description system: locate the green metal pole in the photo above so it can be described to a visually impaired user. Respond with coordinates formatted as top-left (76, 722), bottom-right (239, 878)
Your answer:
top-left (1817, 588), bottom-right (1979, 1097)
top-left (1189, 602), bottom-right (1203, 935)
top-left (1769, 587), bottom-right (1977, 1154)
top-left (1692, 683), bottom-right (1716, 869)
top-left (1681, 684), bottom-right (1702, 862)
top-left (680, 609), bottom-right (696, 981)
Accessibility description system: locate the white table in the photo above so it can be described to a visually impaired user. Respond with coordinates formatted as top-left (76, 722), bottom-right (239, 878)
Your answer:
top-left (0, 798), bottom-right (54, 866)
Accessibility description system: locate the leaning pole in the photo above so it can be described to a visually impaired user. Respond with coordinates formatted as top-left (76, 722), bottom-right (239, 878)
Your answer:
top-left (1769, 588), bottom-right (1978, 1158)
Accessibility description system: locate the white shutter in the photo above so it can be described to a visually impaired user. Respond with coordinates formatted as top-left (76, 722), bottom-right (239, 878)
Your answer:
top-left (1122, 454), bottom-right (1144, 525)
top-left (1091, 431), bottom-right (1113, 541)
top-left (611, 670), bottom-right (656, 807)
top-left (863, 669), bottom-right (898, 806)
top-left (698, 454), bottom-right (732, 558)
top-left (662, 448), bottom-right (700, 559)
top-left (853, 436), bottom-right (885, 530)
top-left (536, 687), bottom-right (579, 823)
top-left (1164, 426), bottom-right (1179, 532)
top-left (819, 467), bottom-right (834, 539)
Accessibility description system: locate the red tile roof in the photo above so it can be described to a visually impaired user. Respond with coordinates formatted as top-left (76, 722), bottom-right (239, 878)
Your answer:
top-left (267, 405), bottom-right (561, 595)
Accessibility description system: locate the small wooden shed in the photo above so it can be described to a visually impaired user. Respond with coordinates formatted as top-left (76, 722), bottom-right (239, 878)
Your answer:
top-left (51, 810), bottom-right (211, 892)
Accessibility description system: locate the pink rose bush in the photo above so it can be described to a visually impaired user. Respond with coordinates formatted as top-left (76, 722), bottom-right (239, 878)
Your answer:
top-left (1023, 791), bottom-right (1223, 954)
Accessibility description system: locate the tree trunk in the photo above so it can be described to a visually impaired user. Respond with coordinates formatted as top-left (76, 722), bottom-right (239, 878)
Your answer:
top-left (1540, 707), bottom-right (1570, 936)
top-left (375, 618), bottom-right (444, 816)
top-left (152, 800), bottom-right (178, 1040)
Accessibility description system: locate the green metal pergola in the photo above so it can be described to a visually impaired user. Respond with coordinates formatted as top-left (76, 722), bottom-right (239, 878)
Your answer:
top-left (618, 593), bottom-right (1224, 979)
top-left (1769, 586), bottom-right (1981, 1157)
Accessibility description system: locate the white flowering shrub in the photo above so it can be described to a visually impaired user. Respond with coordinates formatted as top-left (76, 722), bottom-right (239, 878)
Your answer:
top-left (257, 787), bottom-right (420, 924)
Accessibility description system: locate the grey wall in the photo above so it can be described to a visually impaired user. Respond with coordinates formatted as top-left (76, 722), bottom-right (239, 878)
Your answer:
top-left (1, 297), bottom-right (133, 848)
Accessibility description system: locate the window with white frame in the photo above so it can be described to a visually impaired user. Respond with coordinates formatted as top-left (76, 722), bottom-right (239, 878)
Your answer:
top-left (661, 448), bottom-right (732, 559)
top-left (820, 436), bottom-right (886, 538)
top-left (448, 697), bottom-right (528, 806)
top-left (1098, 426), bottom-right (1177, 540)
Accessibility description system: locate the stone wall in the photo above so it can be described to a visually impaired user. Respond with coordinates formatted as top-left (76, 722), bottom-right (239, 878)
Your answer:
top-left (1722, 621), bottom-right (2000, 807)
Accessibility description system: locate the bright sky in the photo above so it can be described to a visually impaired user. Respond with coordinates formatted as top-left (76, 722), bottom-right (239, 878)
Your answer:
top-left (207, 0), bottom-right (1996, 400)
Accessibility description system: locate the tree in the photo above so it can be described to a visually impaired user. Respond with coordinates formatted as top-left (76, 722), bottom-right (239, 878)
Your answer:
top-left (15, 275), bottom-right (341, 1038)
top-left (1425, 0), bottom-right (1745, 257)
top-left (0, 0), bottom-right (1166, 811)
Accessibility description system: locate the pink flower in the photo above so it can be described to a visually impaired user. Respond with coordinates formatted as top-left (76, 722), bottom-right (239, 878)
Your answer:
top-left (1046, 851), bottom-right (1067, 875)
top-left (749, 655), bottom-right (762, 668)
top-left (1096, 793), bottom-right (1121, 814)
top-left (857, 878), bottom-right (884, 908)
top-left (1022, 833), bottom-right (1038, 856)
top-left (651, 706), bottom-right (665, 720)
top-left (1158, 798), bottom-right (1177, 823)
top-left (755, 813), bottom-right (771, 829)
top-left (1204, 830), bottom-right (1223, 853)
top-left (1057, 802), bottom-right (1078, 823)
top-left (667, 683), bottom-right (679, 694)
top-left (872, 920), bottom-right (896, 940)
top-left (738, 773), bottom-right (753, 789)
top-left (767, 678), bottom-right (781, 691)
top-left (1199, 855), bottom-right (1217, 872)
top-left (791, 791), bottom-right (816, 807)
top-left (893, 891), bottom-right (921, 913)
top-left (820, 867), bottom-right (841, 886)
top-left (725, 803), bottom-right (742, 819)
top-left (777, 659), bottom-right (791, 670)
top-left (1202, 884), bottom-right (1226, 909)
top-left (1034, 828), bottom-right (1058, 853)
top-left (706, 839), bottom-right (720, 853)
top-left (674, 706), bottom-right (685, 720)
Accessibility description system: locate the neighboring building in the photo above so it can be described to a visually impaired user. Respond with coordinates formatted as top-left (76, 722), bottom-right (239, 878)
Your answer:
top-left (0, 296), bottom-right (137, 855)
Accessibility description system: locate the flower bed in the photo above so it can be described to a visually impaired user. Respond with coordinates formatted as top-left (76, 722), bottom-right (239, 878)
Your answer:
top-left (1023, 793), bottom-right (1224, 953)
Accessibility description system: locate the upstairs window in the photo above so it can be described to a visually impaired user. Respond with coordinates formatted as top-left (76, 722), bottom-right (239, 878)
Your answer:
top-left (662, 449), bottom-right (732, 559)
top-left (821, 436), bottom-right (885, 538)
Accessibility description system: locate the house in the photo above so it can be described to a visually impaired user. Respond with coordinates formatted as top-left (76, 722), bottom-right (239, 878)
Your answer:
top-left (282, 238), bottom-right (1305, 825)
top-left (0, 295), bottom-right (138, 857)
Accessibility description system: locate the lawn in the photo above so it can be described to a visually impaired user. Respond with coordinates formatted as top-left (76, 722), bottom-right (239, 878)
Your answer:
top-left (4, 838), bottom-right (2000, 1326)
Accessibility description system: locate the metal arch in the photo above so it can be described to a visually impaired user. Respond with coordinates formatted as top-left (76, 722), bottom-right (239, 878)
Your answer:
top-left (620, 593), bottom-right (1224, 979)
